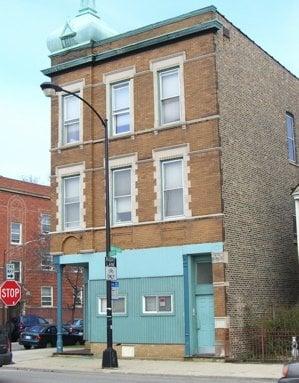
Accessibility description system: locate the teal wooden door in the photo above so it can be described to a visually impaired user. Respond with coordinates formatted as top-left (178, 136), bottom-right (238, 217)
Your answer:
top-left (194, 259), bottom-right (215, 355)
top-left (196, 294), bottom-right (215, 354)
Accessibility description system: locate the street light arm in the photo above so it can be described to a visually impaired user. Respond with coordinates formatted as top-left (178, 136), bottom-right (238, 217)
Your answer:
top-left (40, 82), bottom-right (107, 129)
top-left (62, 89), bottom-right (107, 129)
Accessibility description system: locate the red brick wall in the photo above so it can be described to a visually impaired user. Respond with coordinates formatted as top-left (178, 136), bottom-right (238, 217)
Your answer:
top-left (0, 177), bottom-right (82, 323)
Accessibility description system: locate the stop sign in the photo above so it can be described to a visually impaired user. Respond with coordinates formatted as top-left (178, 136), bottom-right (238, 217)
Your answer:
top-left (0, 280), bottom-right (21, 306)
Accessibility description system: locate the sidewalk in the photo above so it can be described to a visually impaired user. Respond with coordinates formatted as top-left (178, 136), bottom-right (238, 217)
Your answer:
top-left (6, 348), bottom-right (283, 380)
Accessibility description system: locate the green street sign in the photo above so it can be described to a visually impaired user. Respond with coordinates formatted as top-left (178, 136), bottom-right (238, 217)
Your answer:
top-left (110, 246), bottom-right (123, 256)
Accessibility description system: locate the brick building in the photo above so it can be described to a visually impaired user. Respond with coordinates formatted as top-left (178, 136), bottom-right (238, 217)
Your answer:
top-left (43, 1), bottom-right (299, 358)
top-left (0, 176), bottom-right (82, 324)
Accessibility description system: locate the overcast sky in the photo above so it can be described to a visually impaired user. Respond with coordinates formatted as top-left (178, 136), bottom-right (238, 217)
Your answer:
top-left (0, 0), bottom-right (298, 185)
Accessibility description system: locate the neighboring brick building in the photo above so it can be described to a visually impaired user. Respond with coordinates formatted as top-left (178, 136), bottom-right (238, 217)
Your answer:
top-left (0, 176), bottom-right (82, 324)
top-left (43, 0), bottom-right (299, 358)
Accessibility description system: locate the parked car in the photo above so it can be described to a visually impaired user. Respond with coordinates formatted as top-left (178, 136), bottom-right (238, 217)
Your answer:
top-left (19, 324), bottom-right (84, 349)
top-left (0, 326), bottom-right (12, 367)
top-left (68, 319), bottom-right (83, 336)
top-left (9, 315), bottom-right (49, 342)
top-left (278, 362), bottom-right (299, 382)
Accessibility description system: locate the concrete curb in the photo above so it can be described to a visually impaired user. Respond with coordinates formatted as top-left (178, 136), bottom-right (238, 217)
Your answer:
top-left (3, 365), bottom-right (278, 381)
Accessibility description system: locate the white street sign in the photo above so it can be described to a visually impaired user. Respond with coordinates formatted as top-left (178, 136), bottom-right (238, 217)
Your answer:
top-left (105, 266), bottom-right (117, 281)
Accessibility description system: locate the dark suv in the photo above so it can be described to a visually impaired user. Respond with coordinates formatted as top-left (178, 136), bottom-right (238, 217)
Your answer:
top-left (0, 326), bottom-right (12, 367)
top-left (9, 315), bottom-right (49, 342)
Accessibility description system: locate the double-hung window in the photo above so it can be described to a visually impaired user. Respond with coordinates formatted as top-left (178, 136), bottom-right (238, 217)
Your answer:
top-left (286, 113), bottom-right (296, 162)
top-left (112, 168), bottom-right (132, 224)
top-left (62, 93), bottom-right (80, 145)
top-left (41, 287), bottom-right (53, 307)
top-left (11, 261), bottom-right (21, 282)
top-left (41, 214), bottom-right (51, 234)
top-left (159, 68), bottom-right (180, 125)
top-left (62, 175), bottom-right (80, 230)
top-left (143, 295), bottom-right (173, 314)
top-left (11, 222), bottom-right (22, 245)
top-left (111, 81), bottom-right (131, 135)
top-left (161, 159), bottom-right (184, 219)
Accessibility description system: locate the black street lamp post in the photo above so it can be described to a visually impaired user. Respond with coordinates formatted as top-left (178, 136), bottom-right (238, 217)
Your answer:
top-left (40, 82), bottom-right (118, 368)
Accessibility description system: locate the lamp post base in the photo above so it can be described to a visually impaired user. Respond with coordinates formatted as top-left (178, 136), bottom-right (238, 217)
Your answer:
top-left (102, 347), bottom-right (118, 368)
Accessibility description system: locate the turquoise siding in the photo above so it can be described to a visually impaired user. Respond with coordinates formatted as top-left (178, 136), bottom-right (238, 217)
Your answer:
top-left (88, 276), bottom-right (184, 344)
top-left (58, 242), bottom-right (223, 279)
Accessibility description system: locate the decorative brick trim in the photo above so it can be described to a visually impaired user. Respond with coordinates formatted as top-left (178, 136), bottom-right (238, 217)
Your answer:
top-left (153, 144), bottom-right (191, 221)
top-left (213, 281), bottom-right (229, 287)
top-left (150, 52), bottom-right (186, 129)
top-left (58, 80), bottom-right (85, 148)
top-left (215, 316), bottom-right (230, 329)
top-left (211, 251), bottom-right (228, 264)
top-left (109, 154), bottom-right (138, 225)
top-left (55, 163), bottom-right (86, 232)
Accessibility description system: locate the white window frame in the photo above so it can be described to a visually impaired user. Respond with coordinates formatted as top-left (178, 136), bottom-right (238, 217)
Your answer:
top-left (286, 113), bottom-right (296, 162)
top-left (41, 214), bottom-right (51, 234)
top-left (103, 67), bottom-right (135, 137)
top-left (10, 261), bottom-right (22, 282)
top-left (158, 67), bottom-right (181, 126)
top-left (41, 286), bottom-right (53, 307)
top-left (58, 81), bottom-right (84, 147)
top-left (109, 154), bottom-right (138, 226)
top-left (142, 294), bottom-right (173, 314)
top-left (111, 80), bottom-right (132, 136)
top-left (98, 296), bottom-right (127, 315)
top-left (150, 53), bottom-right (186, 129)
top-left (161, 158), bottom-right (184, 219)
top-left (10, 222), bottom-right (22, 245)
top-left (153, 145), bottom-right (191, 222)
top-left (62, 175), bottom-right (81, 230)
top-left (112, 167), bottom-right (132, 225)
top-left (56, 163), bottom-right (85, 232)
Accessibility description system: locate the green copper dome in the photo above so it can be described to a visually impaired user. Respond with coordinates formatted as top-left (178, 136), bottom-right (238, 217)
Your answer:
top-left (47, 0), bottom-right (117, 54)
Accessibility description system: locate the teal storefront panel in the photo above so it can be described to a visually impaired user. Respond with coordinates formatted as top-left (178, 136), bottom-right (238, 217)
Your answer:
top-left (58, 242), bottom-right (223, 280)
top-left (89, 276), bottom-right (184, 344)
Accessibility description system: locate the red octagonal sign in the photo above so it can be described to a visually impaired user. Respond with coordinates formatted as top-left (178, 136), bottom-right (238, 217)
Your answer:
top-left (0, 280), bottom-right (21, 306)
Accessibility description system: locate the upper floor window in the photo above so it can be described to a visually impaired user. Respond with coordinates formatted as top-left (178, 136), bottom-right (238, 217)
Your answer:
top-left (11, 222), bottom-right (22, 245)
top-left (41, 214), bottom-right (51, 234)
top-left (112, 167), bottom-right (132, 224)
top-left (286, 113), bottom-right (296, 162)
top-left (62, 175), bottom-right (80, 230)
top-left (41, 286), bottom-right (53, 307)
top-left (159, 68), bottom-right (180, 125)
top-left (111, 81), bottom-right (131, 135)
top-left (161, 159), bottom-right (184, 219)
top-left (62, 94), bottom-right (80, 145)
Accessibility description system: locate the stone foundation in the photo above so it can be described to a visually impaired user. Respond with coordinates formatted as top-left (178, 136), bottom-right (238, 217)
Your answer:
top-left (90, 343), bottom-right (185, 360)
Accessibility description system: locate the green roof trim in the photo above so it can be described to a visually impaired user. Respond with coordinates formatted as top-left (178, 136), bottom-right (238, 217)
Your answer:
top-left (49, 5), bottom-right (217, 58)
top-left (42, 19), bottom-right (222, 77)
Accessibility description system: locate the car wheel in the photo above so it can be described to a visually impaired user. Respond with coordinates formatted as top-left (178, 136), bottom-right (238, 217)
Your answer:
top-left (79, 340), bottom-right (85, 345)
top-left (24, 345), bottom-right (31, 350)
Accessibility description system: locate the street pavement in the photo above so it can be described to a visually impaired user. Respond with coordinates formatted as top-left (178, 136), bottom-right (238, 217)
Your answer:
top-left (0, 369), bottom-right (277, 383)
top-left (4, 347), bottom-right (283, 381)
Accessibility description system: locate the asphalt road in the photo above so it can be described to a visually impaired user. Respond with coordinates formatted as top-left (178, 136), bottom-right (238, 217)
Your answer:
top-left (0, 369), bottom-right (277, 383)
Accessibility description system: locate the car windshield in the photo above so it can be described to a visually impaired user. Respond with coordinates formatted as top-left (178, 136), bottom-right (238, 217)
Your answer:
top-left (22, 317), bottom-right (32, 326)
top-left (28, 325), bottom-right (45, 333)
top-left (72, 320), bottom-right (82, 326)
